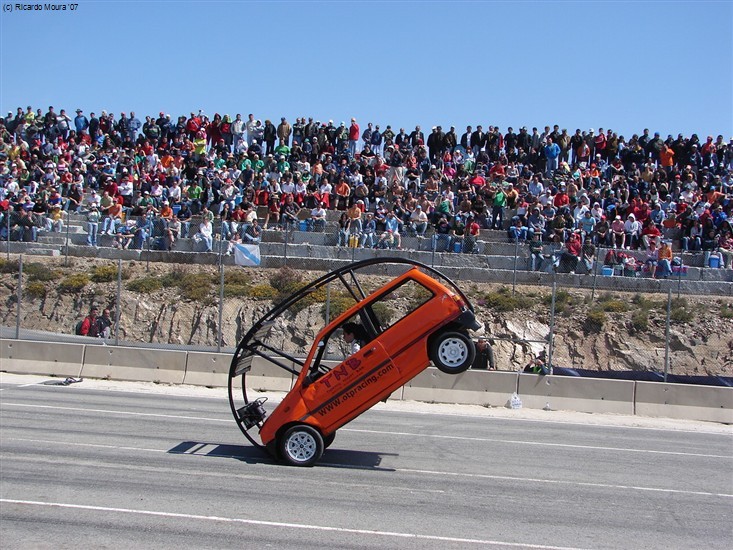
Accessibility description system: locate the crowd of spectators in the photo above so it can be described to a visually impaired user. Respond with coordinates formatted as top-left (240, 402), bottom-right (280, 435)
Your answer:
top-left (0, 105), bottom-right (731, 269)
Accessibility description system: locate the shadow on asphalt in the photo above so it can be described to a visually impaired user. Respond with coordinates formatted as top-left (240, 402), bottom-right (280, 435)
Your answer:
top-left (168, 441), bottom-right (396, 470)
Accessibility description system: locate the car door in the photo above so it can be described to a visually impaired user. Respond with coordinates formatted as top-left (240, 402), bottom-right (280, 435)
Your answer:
top-left (300, 339), bottom-right (395, 433)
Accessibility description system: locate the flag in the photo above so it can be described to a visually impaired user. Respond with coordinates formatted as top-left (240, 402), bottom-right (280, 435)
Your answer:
top-left (233, 243), bottom-right (261, 266)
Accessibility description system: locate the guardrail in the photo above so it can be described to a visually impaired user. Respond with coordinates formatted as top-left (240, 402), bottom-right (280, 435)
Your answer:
top-left (2, 339), bottom-right (731, 423)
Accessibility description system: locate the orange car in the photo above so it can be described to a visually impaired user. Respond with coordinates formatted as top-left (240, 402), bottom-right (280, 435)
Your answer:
top-left (228, 258), bottom-right (480, 466)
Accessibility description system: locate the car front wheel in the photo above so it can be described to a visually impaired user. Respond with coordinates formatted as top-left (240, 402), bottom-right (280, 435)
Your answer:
top-left (279, 424), bottom-right (324, 467)
top-left (430, 331), bottom-right (475, 374)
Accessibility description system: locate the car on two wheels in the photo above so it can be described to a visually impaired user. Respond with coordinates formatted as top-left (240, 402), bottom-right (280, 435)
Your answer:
top-left (229, 259), bottom-right (482, 466)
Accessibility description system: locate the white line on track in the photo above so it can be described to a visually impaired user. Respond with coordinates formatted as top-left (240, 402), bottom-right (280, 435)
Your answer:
top-left (0, 498), bottom-right (589, 550)
top-left (2, 402), bottom-right (730, 459)
top-left (344, 428), bottom-right (733, 459)
top-left (4, 437), bottom-right (732, 499)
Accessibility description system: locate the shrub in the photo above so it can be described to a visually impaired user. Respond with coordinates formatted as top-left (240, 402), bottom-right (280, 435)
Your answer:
top-left (584, 309), bottom-right (606, 333)
top-left (91, 264), bottom-right (118, 283)
top-left (24, 262), bottom-right (58, 282)
top-left (223, 270), bottom-right (252, 287)
top-left (483, 287), bottom-right (535, 312)
top-left (720, 303), bottom-right (733, 320)
top-left (223, 284), bottom-right (252, 298)
top-left (670, 306), bottom-right (694, 324)
top-left (269, 266), bottom-right (303, 293)
top-left (179, 273), bottom-right (212, 301)
top-left (630, 309), bottom-right (649, 332)
top-left (25, 281), bottom-right (47, 298)
top-left (126, 277), bottom-right (163, 293)
top-left (248, 284), bottom-right (278, 300)
top-left (372, 302), bottom-right (395, 325)
top-left (322, 293), bottom-right (358, 322)
top-left (160, 270), bottom-right (184, 288)
top-left (0, 259), bottom-right (19, 273)
top-left (58, 273), bottom-right (90, 293)
top-left (599, 298), bottom-right (629, 313)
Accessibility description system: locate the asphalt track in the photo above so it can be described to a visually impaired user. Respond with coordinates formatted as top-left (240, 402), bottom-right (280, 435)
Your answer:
top-left (1, 373), bottom-right (731, 550)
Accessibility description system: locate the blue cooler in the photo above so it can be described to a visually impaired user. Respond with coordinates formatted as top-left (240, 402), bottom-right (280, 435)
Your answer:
top-left (298, 220), bottom-right (308, 231)
top-left (709, 256), bottom-right (721, 268)
top-left (601, 266), bottom-right (614, 277)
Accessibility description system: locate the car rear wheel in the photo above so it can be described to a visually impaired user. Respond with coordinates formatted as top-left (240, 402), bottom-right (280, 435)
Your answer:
top-left (279, 424), bottom-right (324, 467)
top-left (430, 331), bottom-right (475, 374)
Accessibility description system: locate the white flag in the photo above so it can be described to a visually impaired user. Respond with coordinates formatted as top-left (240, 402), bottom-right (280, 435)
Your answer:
top-left (233, 243), bottom-right (261, 266)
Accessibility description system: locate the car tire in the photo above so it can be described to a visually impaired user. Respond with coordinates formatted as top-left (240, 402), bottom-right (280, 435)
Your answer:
top-left (279, 424), bottom-right (324, 467)
top-left (323, 432), bottom-right (336, 449)
top-left (430, 331), bottom-right (475, 374)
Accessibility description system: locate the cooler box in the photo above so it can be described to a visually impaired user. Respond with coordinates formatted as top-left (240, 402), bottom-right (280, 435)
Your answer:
top-left (453, 240), bottom-right (462, 253)
top-left (601, 266), bottom-right (614, 277)
top-left (298, 220), bottom-right (308, 231)
top-left (709, 256), bottom-right (721, 268)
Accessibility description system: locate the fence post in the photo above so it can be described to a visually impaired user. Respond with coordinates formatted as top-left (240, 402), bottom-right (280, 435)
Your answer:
top-left (217, 262), bottom-right (224, 353)
top-left (6, 211), bottom-right (10, 260)
top-left (115, 258), bottom-right (122, 346)
top-left (677, 258), bottom-right (683, 299)
top-left (591, 245), bottom-right (600, 303)
top-left (65, 210), bottom-right (71, 266)
top-left (284, 225), bottom-right (289, 266)
top-left (547, 281), bottom-right (556, 375)
top-left (146, 227), bottom-right (151, 272)
top-left (15, 255), bottom-right (23, 339)
top-left (664, 288), bottom-right (671, 382)
top-left (325, 283), bottom-right (331, 323)
top-left (512, 238), bottom-right (519, 297)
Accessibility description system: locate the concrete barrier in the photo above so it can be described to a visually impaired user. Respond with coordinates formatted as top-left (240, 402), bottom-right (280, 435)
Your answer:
top-left (635, 381), bottom-right (733, 423)
top-left (518, 374), bottom-right (635, 415)
top-left (81, 344), bottom-right (186, 384)
top-left (1, 339), bottom-right (84, 378)
top-left (245, 356), bottom-right (296, 392)
top-left (183, 351), bottom-right (232, 387)
top-left (403, 368), bottom-right (518, 407)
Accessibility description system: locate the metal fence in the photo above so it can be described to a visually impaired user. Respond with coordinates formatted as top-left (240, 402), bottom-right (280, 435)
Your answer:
top-left (2, 251), bottom-right (729, 380)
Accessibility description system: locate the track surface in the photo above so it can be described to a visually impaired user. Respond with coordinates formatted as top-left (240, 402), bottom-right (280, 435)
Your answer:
top-left (1, 374), bottom-right (731, 549)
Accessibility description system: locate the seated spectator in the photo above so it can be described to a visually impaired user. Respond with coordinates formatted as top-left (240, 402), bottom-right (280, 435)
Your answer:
top-left (611, 215), bottom-right (626, 249)
top-left (361, 212), bottom-right (377, 248)
top-left (641, 218), bottom-right (662, 249)
top-left (336, 212), bottom-right (351, 247)
top-left (409, 205), bottom-right (429, 236)
top-left (508, 217), bottom-right (528, 242)
top-left (655, 241), bottom-right (673, 278)
top-left (193, 217), bottom-right (214, 252)
top-left (113, 220), bottom-right (136, 249)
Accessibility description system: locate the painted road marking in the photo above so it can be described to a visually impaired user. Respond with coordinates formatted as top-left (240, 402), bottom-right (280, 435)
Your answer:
top-left (0, 498), bottom-right (590, 550)
top-left (3, 402), bottom-right (730, 459)
top-left (3, 437), bottom-right (731, 499)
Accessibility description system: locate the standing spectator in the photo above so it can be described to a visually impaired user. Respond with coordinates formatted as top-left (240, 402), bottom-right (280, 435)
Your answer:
top-left (544, 137), bottom-right (561, 177)
top-left (348, 118), bottom-right (360, 157)
top-left (263, 119), bottom-right (277, 156)
top-left (277, 117), bottom-right (291, 146)
top-left (127, 111), bottom-right (142, 142)
top-left (87, 205), bottom-right (100, 247)
top-left (74, 109), bottom-right (89, 135)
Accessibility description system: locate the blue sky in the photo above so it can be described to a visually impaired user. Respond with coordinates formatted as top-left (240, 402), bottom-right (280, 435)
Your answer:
top-left (1, 1), bottom-right (731, 139)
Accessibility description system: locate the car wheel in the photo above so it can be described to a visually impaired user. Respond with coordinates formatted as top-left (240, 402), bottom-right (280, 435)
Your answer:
top-left (279, 424), bottom-right (324, 467)
top-left (430, 331), bottom-right (475, 374)
top-left (323, 432), bottom-right (336, 449)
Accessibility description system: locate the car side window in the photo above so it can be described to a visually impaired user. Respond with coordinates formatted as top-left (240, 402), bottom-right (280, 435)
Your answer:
top-left (367, 279), bottom-right (434, 334)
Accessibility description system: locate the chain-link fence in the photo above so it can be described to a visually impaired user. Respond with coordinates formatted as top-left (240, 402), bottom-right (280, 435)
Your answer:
top-left (1, 250), bottom-right (730, 380)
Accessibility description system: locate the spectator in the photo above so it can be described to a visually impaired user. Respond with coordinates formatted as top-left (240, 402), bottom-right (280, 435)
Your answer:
top-left (79, 306), bottom-right (100, 337)
top-left (194, 217), bottom-right (214, 252)
top-left (96, 308), bottom-right (113, 339)
top-left (86, 205), bottom-right (100, 247)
